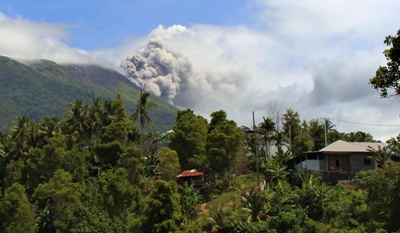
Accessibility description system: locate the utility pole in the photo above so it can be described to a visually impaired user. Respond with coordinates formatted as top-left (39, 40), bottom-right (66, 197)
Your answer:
top-left (289, 125), bottom-right (292, 151)
top-left (321, 118), bottom-right (327, 147)
top-left (253, 111), bottom-right (259, 185)
top-left (324, 123), bottom-right (327, 147)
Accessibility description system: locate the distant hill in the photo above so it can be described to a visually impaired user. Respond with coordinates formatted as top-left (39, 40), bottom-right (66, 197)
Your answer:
top-left (0, 56), bottom-right (178, 133)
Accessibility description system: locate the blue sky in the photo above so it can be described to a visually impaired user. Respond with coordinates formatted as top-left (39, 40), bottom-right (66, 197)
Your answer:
top-left (1, 0), bottom-right (400, 141)
top-left (0, 1), bottom-right (254, 49)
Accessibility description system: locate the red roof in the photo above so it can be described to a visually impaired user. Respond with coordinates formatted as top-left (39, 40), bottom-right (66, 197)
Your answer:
top-left (177, 169), bottom-right (204, 178)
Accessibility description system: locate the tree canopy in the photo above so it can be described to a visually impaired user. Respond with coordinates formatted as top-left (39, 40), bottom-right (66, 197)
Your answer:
top-left (370, 29), bottom-right (400, 97)
top-left (0, 93), bottom-right (393, 233)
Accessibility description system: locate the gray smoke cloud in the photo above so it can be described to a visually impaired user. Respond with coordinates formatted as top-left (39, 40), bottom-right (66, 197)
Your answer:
top-left (120, 39), bottom-right (192, 104)
top-left (120, 26), bottom-right (249, 113)
top-left (118, 20), bottom-right (400, 142)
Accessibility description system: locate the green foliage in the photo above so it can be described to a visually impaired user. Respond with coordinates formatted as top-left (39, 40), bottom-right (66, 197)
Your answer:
top-left (358, 163), bottom-right (400, 232)
top-left (0, 57), bottom-right (101, 133)
top-left (206, 112), bottom-right (243, 174)
top-left (352, 169), bottom-right (376, 189)
top-left (282, 108), bottom-right (306, 156)
top-left (341, 131), bottom-right (376, 142)
top-left (367, 145), bottom-right (393, 168)
top-left (70, 180), bottom-right (129, 233)
top-left (258, 117), bottom-right (276, 159)
top-left (295, 173), bottom-right (333, 221)
top-left (143, 148), bottom-right (160, 179)
top-left (209, 110), bottom-right (227, 132)
top-left (0, 90), bottom-right (397, 232)
top-left (0, 182), bottom-right (37, 233)
top-left (97, 119), bottom-right (141, 144)
top-left (260, 181), bottom-right (305, 232)
top-left (179, 183), bottom-right (203, 220)
top-left (0, 56), bottom-right (177, 133)
top-left (131, 90), bottom-right (158, 141)
top-left (111, 93), bottom-right (127, 121)
top-left (170, 109), bottom-right (208, 170)
top-left (120, 145), bottom-right (145, 185)
top-left (155, 147), bottom-right (180, 181)
top-left (98, 168), bottom-right (139, 218)
top-left (322, 186), bottom-right (368, 231)
top-left (241, 187), bottom-right (267, 222)
top-left (94, 141), bottom-right (124, 168)
top-left (26, 143), bottom-right (89, 188)
top-left (2, 159), bottom-right (25, 190)
top-left (263, 158), bottom-right (290, 185)
top-left (140, 180), bottom-right (182, 233)
top-left (370, 29), bottom-right (400, 97)
top-left (33, 169), bottom-right (85, 232)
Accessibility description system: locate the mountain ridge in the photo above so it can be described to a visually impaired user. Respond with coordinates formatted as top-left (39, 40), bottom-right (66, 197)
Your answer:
top-left (0, 56), bottom-right (178, 133)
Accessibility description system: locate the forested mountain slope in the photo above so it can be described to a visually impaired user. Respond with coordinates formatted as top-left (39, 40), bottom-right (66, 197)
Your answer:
top-left (0, 56), bottom-right (178, 132)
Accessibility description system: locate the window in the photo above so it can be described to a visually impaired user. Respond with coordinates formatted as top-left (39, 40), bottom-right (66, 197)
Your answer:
top-left (330, 159), bottom-right (340, 169)
top-left (364, 159), bottom-right (372, 165)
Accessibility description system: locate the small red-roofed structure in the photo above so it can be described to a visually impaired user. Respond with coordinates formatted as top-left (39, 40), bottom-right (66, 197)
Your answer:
top-left (177, 169), bottom-right (205, 187)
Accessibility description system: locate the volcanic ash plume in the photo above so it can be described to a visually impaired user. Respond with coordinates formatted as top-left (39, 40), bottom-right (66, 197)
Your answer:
top-left (120, 39), bottom-right (192, 104)
top-left (120, 25), bottom-right (251, 119)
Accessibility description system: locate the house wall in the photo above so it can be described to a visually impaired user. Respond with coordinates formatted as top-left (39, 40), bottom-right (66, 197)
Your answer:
top-left (177, 176), bottom-right (204, 187)
top-left (261, 140), bottom-right (290, 158)
top-left (349, 154), bottom-right (375, 171)
top-left (292, 150), bottom-right (379, 184)
top-left (305, 160), bottom-right (319, 171)
top-left (328, 155), bottom-right (349, 172)
top-left (294, 159), bottom-right (319, 171)
top-left (319, 155), bottom-right (327, 171)
top-left (293, 152), bottom-right (376, 173)
top-left (294, 161), bottom-right (305, 171)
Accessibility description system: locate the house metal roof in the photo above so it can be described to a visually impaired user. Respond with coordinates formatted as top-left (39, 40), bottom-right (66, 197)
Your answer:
top-left (319, 140), bottom-right (387, 153)
top-left (176, 169), bottom-right (204, 178)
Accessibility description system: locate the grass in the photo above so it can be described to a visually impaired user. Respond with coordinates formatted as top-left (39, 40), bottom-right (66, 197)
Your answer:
top-left (203, 173), bottom-right (260, 211)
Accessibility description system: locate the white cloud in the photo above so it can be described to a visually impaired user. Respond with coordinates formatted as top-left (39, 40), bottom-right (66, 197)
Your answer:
top-left (0, 12), bottom-right (96, 64)
top-left (116, 1), bottom-right (400, 141)
top-left (2, 0), bottom-right (400, 142)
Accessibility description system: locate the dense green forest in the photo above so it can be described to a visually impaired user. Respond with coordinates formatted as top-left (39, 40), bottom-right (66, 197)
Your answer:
top-left (2, 29), bottom-right (400, 233)
top-left (0, 56), bottom-right (178, 133)
top-left (0, 92), bottom-right (400, 233)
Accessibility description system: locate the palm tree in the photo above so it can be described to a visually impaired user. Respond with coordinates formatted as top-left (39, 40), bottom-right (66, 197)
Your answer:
top-left (265, 159), bottom-right (289, 185)
top-left (321, 118), bottom-right (335, 131)
top-left (88, 98), bottom-right (106, 134)
top-left (345, 131), bottom-right (375, 142)
top-left (308, 119), bottom-right (325, 150)
top-left (0, 138), bottom-right (5, 157)
top-left (367, 145), bottom-right (393, 168)
top-left (99, 99), bottom-right (115, 126)
top-left (131, 90), bottom-right (158, 143)
top-left (241, 187), bottom-right (266, 222)
top-left (206, 205), bottom-right (234, 233)
top-left (25, 120), bottom-right (46, 149)
top-left (272, 130), bottom-right (288, 155)
top-left (258, 117), bottom-right (276, 159)
top-left (0, 133), bottom-right (16, 159)
top-left (64, 99), bottom-right (90, 143)
top-left (40, 117), bottom-right (62, 141)
top-left (11, 116), bottom-right (34, 157)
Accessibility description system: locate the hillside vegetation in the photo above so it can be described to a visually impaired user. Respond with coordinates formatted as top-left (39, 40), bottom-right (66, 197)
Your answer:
top-left (0, 56), bottom-right (178, 133)
top-left (3, 27), bottom-right (400, 233)
top-left (1, 102), bottom-right (399, 232)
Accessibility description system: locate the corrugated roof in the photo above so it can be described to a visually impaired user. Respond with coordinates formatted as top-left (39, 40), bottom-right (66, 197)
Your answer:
top-left (177, 169), bottom-right (204, 178)
top-left (319, 140), bottom-right (387, 153)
